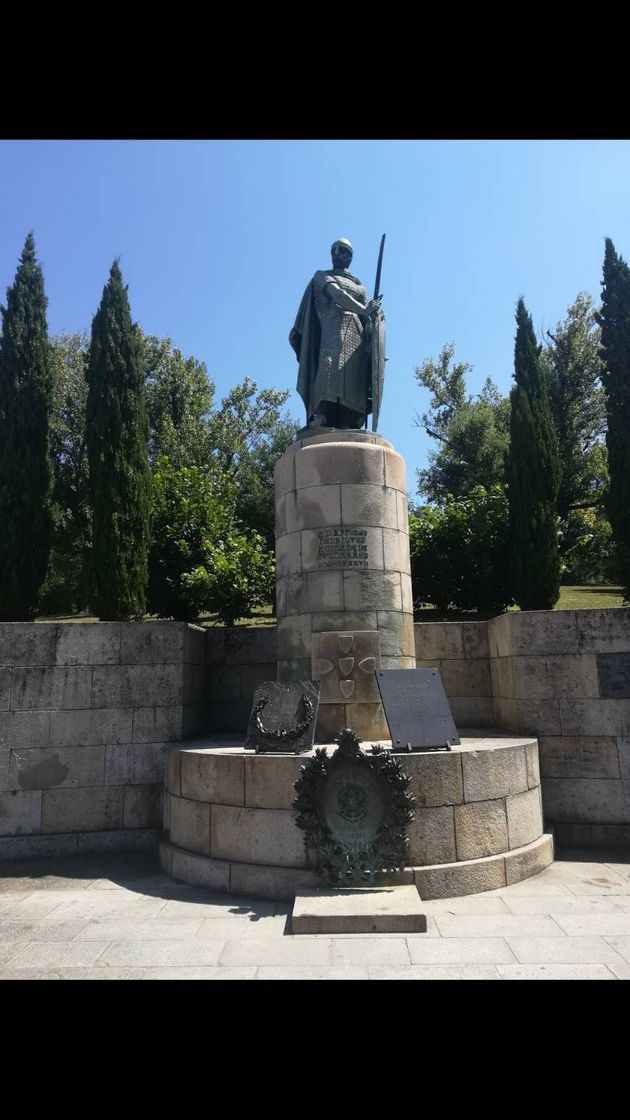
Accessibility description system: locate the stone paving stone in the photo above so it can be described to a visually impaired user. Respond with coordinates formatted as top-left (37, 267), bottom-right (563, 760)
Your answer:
top-left (0, 892), bottom-right (86, 919)
top-left (434, 915), bottom-right (564, 938)
top-left (552, 914), bottom-right (630, 936)
top-left (1, 968), bottom-right (50, 979)
top-left (0, 920), bottom-right (89, 941)
top-left (159, 897), bottom-right (277, 920)
top-left (504, 896), bottom-right (630, 915)
top-left (143, 966), bottom-right (258, 980)
top-left (219, 937), bottom-right (332, 967)
top-left (367, 965), bottom-right (502, 980)
top-left (256, 966), bottom-right (368, 980)
top-left (407, 938), bottom-right (517, 964)
top-left (8, 941), bottom-right (111, 968)
top-left (497, 964), bottom-right (617, 980)
top-left (33, 967), bottom-right (150, 980)
top-left (607, 961), bottom-right (630, 979)
top-left (100, 940), bottom-right (226, 967)
top-left (604, 937), bottom-right (630, 962)
top-left (195, 916), bottom-right (288, 938)
top-left (41, 897), bottom-right (168, 921)
top-left (0, 940), bottom-right (27, 967)
top-left (505, 936), bottom-right (628, 964)
top-left (75, 920), bottom-right (203, 941)
top-left (422, 896), bottom-right (511, 916)
top-left (330, 938), bottom-right (411, 965)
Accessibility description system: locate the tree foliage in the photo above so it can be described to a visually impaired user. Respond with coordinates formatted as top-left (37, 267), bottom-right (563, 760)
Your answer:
top-left (409, 486), bottom-right (514, 613)
top-left (544, 293), bottom-right (607, 520)
top-left (508, 298), bottom-right (560, 610)
top-left (596, 239), bottom-right (630, 601)
top-left (86, 262), bottom-right (151, 620)
top-left (414, 344), bottom-right (510, 503)
top-left (0, 233), bottom-right (53, 620)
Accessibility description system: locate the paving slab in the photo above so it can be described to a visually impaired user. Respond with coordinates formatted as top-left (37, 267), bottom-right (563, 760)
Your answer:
top-left (292, 886), bottom-right (426, 934)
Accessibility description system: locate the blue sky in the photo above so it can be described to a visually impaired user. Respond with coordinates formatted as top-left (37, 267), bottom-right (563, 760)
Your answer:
top-left (1, 139), bottom-right (628, 499)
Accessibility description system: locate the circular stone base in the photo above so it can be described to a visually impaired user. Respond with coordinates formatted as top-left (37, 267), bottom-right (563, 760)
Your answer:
top-left (160, 732), bottom-right (554, 901)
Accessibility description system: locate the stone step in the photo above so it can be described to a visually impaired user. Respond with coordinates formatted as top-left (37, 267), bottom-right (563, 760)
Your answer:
top-left (291, 885), bottom-right (426, 934)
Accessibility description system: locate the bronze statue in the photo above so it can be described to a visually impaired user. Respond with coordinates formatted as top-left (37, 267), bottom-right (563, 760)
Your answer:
top-left (289, 238), bottom-right (386, 431)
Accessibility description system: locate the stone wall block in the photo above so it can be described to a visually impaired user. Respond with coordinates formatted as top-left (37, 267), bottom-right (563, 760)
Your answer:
top-left (344, 571), bottom-right (402, 612)
top-left (105, 743), bottom-right (166, 786)
top-left (542, 778), bottom-right (630, 824)
top-left (225, 627), bottom-right (276, 665)
top-left (526, 742), bottom-right (541, 788)
top-left (205, 629), bottom-right (227, 665)
top-left (123, 784), bottom-right (162, 828)
top-left (0, 789), bottom-right (42, 835)
top-left (242, 663), bottom-right (277, 701)
top-left (505, 835), bottom-right (554, 885)
top-left (180, 750), bottom-right (244, 805)
top-left (165, 746), bottom-right (181, 795)
top-left (288, 485), bottom-right (342, 532)
top-left (169, 795), bottom-right (211, 855)
top-left (376, 611), bottom-right (416, 658)
top-left (295, 443), bottom-right (385, 489)
top-left (206, 702), bottom-right (251, 732)
top-left (462, 745), bottom-right (528, 802)
top-left (0, 711), bottom-right (51, 749)
top-left (276, 531), bottom-right (302, 576)
top-left (274, 445), bottom-right (296, 496)
top-left (414, 622), bottom-right (464, 662)
top-left (275, 492), bottom-right (287, 539)
top-left (7, 746), bottom-right (105, 791)
top-left (0, 623), bottom-right (58, 666)
top-left (120, 621), bottom-right (186, 665)
top-left (441, 658), bottom-right (491, 698)
top-left (454, 798), bottom-right (509, 860)
top-left (512, 654), bottom-right (599, 700)
top-left (407, 752), bottom-right (463, 807)
top-left (41, 787), bottom-right (124, 833)
top-left (382, 528), bottom-right (411, 574)
top-left (340, 484), bottom-right (398, 529)
top-left (506, 786), bottom-right (543, 849)
top-left (206, 666), bottom-right (242, 703)
top-left (55, 623), bottom-right (121, 666)
top-left (559, 698), bottom-right (630, 737)
top-left (396, 490), bottom-right (409, 533)
top-left (383, 448), bottom-right (407, 491)
top-left (183, 664), bottom-right (206, 706)
top-left (277, 657), bottom-right (312, 684)
top-left (277, 616), bottom-right (313, 661)
top-left (504, 610), bottom-right (579, 656)
top-left (415, 856), bottom-right (506, 900)
top-left (211, 804), bottom-right (305, 867)
top-left (132, 706), bottom-right (184, 744)
top-left (449, 697), bottom-right (494, 728)
top-left (244, 753), bottom-right (305, 810)
top-left (538, 736), bottom-right (620, 780)
top-left (170, 848), bottom-right (231, 892)
top-left (576, 608), bottom-right (630, 653)
top-left (10, 666), bottom-right (92, 711)
top-left (406, 805), bottom-right (456, 865)
top-left (487, 614), bottom-right (512, 659)
top-left (92, 664), bottom-right (184, 709)
top-left (462, 622), bottom-right (489, 660)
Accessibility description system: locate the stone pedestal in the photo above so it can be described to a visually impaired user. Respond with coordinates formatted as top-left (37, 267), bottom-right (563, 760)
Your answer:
top-left (274, 431), bottom-right (415, 741)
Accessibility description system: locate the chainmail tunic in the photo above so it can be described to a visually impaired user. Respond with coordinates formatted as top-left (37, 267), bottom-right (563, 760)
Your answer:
top-left (309, 269), bottom-right (370, 415)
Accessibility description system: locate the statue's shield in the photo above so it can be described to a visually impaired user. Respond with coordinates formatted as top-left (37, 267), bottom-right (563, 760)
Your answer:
top-left (370, 311), bottom-right (386, 432)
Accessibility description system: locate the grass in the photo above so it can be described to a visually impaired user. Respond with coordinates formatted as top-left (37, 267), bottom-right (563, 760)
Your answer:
top-left (34, 587), bottom-right (625, 626)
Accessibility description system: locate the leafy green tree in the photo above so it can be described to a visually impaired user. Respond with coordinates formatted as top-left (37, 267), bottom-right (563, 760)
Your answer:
top-left (40, 332), bottom-right (91, 613)
top-left (409, 486), bottom-right (514, 613)
top-left (148, 456), bottom-right (274, 625)
top-left (0, 233), bottom-right (53, 620)
top-left (544, 293), bottom-right (607, 521)
top-left (86, 261), bottom-right (151, 620)
top-left (143, 334), bottom-right (215, 469)
top-left (596, 239), bottom-right (630, 600)
top-left (414, 344), bottom-right (510, 503)
top-left (508, 299), bottom-right (560, 610)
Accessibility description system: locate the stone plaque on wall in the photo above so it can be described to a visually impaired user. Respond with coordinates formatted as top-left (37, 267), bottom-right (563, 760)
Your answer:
top-left (318, 528), bottom-right (369, 569)
top-left (376, 668), bottom-right (460, 751)
top-left (311, 631), bottom-right (381, 704)
top-left (598, 653), bottom-right (630, 698)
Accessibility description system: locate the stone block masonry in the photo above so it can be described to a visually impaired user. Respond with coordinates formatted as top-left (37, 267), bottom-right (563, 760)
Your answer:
top-left (0, 621), bottom-right (207, 858)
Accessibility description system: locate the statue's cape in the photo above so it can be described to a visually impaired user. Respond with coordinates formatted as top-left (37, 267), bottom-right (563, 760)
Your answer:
top-left (289, 277), bottom-right (320, 418)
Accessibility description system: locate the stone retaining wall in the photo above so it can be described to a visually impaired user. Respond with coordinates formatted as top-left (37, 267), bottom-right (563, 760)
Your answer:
top-left (0, 621), bottom-right (206, 858)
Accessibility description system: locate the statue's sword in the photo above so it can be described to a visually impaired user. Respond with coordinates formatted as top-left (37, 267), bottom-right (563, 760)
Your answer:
top-left (366, 233), bottom-right (386, 428)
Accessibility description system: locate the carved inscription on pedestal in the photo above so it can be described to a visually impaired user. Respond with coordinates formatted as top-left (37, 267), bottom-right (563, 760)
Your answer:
top-left (318, 528), bottom-right (368, 569)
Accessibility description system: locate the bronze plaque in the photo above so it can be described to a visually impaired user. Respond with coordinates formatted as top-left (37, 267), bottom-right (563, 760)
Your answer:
top-left (245, 680), bottom-right (320, 754)
top-left (320, 759), bottom-right (386, 852)
top-left (376, 668), bottom-right (460, 751)
top-left (598, 653), bottom-right (630, 698)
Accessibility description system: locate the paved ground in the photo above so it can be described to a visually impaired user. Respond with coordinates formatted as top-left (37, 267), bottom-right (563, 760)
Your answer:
top-left (1, 849), bottom-right (629, 980)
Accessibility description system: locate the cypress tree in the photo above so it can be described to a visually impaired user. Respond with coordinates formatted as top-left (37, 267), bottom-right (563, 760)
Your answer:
top-left (0, 233), bottom-right (52, 620)
top-left (86, 261), bottom-right (151, 619)
top-left (596, 239), bottom-right (630, 601)
top-left (508, 298), bottom-right (560, 610)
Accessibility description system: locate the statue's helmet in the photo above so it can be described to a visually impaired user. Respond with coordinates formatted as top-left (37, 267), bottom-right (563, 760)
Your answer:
top-left (331, 238), bottom-right (353, 255)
